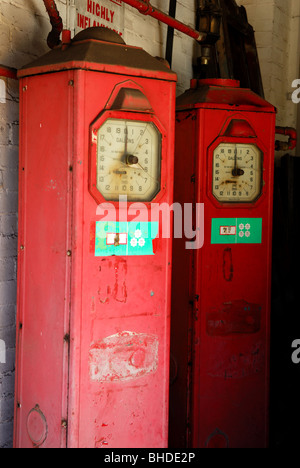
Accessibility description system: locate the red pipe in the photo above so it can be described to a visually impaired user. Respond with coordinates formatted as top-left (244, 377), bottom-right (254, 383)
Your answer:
top-left (42, 0), bottom-right (63, 49)
top-left (0, 65), bottom-right (17, 80)
top-left (275, 126), bottom-right (297, 152)
top-left (122, 0), bottom-right (207, 42)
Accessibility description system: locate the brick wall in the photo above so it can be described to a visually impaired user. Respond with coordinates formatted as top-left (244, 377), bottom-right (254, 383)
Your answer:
top-left (237, 0), bottom-right (300, 132)
top-left (0, 72), bottom-right (19, 448)
top-left (123, 0), bottom-right (196, 95)
top-left (0, 0), bottom-right (299, 448)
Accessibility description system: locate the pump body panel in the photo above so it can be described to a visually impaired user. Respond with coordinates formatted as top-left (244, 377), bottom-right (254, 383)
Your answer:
top-left (14, 31), bottom-right (176, 449)
top-left (170, 79), bottom-right (276, 449)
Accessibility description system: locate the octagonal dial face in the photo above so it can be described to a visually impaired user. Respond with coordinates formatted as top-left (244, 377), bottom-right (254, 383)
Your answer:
top-left (97, 118), bottom-right (161, 202)
top-left (212, 143), bottom-right (263, 203)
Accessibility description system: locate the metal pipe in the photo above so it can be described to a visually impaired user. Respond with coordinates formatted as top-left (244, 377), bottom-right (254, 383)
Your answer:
top-left (122, 0), bottom-right (207, 42)
top-left (165, 0), bottom-right (177, 66)
top-left (0, 65), bottom-right (17, 80)
top-left (42, 0), bottom-right (63, 49)
top-left (275, 127), bottom-right (297, 152)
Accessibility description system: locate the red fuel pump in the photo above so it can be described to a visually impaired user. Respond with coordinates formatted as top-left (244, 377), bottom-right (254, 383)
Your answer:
top-left (169, 78), bottom-right (276, 448)
top-left (14, 27), bottom-right (176, 448)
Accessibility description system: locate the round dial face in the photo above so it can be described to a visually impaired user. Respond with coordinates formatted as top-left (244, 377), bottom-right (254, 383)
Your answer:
top-left (212, 143), bottom-right (263, 203)
top-left (96, 118), bottom-right (161, 202)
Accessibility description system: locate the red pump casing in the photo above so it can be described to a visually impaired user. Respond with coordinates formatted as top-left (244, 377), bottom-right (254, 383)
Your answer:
top-left (14, 28), bottom-right (176, 448)
top-left (169, 79), bottom-right (276, 449)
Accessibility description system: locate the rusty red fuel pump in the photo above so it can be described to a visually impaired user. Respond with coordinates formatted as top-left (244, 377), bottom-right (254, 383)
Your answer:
top-left (14, 26), bottom-right (177, 448)
top-left (169, 78), bottom-right (277, 448)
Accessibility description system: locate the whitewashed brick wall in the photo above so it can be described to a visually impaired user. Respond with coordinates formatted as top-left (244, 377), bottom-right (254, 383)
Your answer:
top-left (0, 73), bottom-right (19, 448)
top-left (237, 0), bottom-right (300, 131)
top-left (0, 0), bottom-right (299, 448)
top-left (123, 0), bottom-right (196, 95)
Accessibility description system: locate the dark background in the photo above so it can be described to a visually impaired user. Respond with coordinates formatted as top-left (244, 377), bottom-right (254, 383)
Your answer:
top-left (270, 154), bottom-right (300, 448)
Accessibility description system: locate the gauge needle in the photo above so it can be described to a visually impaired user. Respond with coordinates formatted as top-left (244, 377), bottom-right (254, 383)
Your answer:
top-left (232, 146), bottom-right (238, 177)
top-left (232, 146), bottom-right (245, 177)
top-left (131, 124), bottom-right (148, 155)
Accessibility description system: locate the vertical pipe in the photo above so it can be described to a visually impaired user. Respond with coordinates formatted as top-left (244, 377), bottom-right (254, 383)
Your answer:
top-left (165, 0), bottom-right (177, 67)
top-left (42, 0), bottom-right (63, 49)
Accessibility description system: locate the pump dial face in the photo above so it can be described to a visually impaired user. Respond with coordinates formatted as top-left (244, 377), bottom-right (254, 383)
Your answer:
top-left (96, 118), bottom-right (161, 202)
top-left (212, 143), bottom-right (263, 203)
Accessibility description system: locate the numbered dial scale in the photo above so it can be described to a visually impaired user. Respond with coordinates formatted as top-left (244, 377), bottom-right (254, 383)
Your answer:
top-left (212, 142), bottom-right (263, 203)
top-left (96, 118), bottom-right (162, 202)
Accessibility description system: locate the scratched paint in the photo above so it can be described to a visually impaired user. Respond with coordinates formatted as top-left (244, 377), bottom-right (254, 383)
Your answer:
top-left (113, 258), bottom-right (128, 303)
top-left (206, 300), bottom-right (261, 336)
top-left (208, 342), bottom-right (264, 379)
top-left (97, 258), bottom-right (127, 304)
top-left (223, 248), bottom-right (234, 282)
top-left (89, 331), bottom-right (159, 382)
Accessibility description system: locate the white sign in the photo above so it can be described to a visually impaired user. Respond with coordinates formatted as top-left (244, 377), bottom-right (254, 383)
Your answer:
top-left (75, 0), bottom-right (124, 37)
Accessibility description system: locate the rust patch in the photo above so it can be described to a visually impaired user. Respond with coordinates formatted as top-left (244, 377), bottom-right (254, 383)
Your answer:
top-left (206, 300), bottom-right (261, 336)
top-left (89, 331), bottom-right (159, 382)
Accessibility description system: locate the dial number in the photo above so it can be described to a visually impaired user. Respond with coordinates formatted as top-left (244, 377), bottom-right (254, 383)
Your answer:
top-left (96, 118), bottom-right (161, 202)
top-left (212, 143), bottom-right (263, 203)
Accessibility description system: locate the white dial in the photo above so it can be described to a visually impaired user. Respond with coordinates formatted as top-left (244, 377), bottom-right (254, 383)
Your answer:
top-left (97, 118), bottom-right (161, 202)
top-left (212, 143), bottom-right (263, 203)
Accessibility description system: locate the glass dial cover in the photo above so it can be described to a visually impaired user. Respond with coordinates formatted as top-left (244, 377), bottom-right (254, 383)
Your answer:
top-left (97, 118), bottom-right (161, 202)
top-left (212, 143), bottom-right (263, 203)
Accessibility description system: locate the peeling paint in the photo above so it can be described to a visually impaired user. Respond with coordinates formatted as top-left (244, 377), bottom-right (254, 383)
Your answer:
top-left (89, 331), bottom-right (159, 382)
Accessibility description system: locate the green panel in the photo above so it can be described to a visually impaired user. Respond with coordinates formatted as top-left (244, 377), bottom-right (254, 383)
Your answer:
top-left (211, 218), bottom-right (262, 244)
top-left (95, 221), bottom-right (159, 257)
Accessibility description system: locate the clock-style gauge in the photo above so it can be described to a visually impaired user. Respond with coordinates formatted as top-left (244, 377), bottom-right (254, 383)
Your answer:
top-left (96, 118), bottom-right (162, 202)
top-left (212, 142), bottom-right (263, 203)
